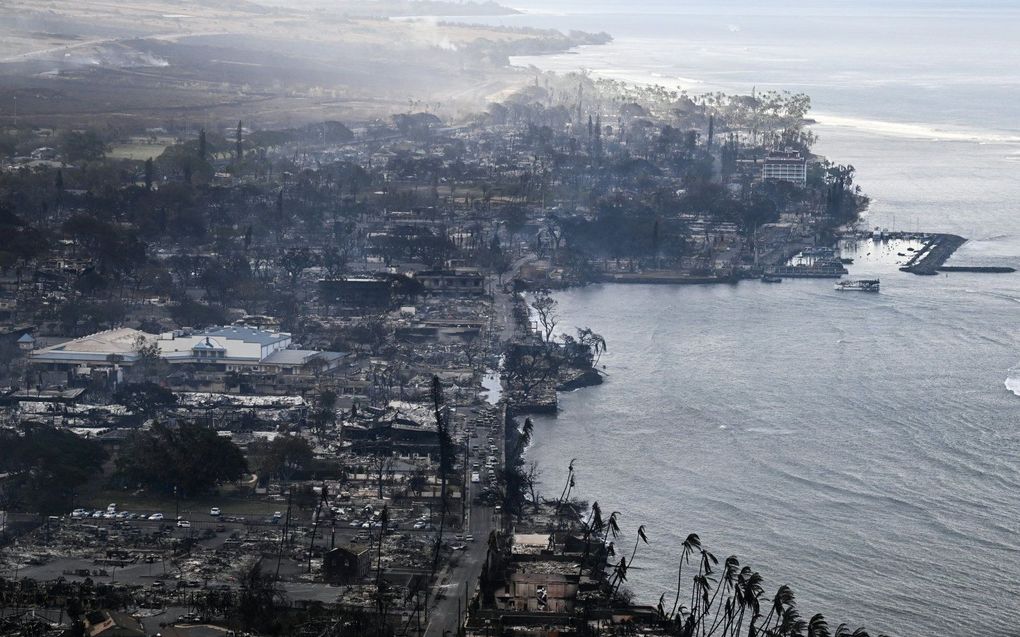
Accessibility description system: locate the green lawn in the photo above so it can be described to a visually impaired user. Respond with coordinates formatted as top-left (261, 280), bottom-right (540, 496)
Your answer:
top-left (106, 139), bottom-right (174, 161)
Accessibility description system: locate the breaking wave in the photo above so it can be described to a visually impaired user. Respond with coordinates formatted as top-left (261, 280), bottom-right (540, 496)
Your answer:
top-left (813, 113), bottom-right (1020, 145)
top-left (1004, 367), bottom-right (1020, 397)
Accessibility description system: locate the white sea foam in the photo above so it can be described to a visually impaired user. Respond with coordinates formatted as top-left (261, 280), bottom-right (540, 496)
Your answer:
top-left (1005, 368), bottom-right (1020, 397)
top-left (745, 426), bottom-right (795, 435)
top-left (813, 113), bottom-right (1020, 144)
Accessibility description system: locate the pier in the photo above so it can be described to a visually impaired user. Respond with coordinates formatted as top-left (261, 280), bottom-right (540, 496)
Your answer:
top-left (938, 266), bottom-right (1016, 273)
top-left (898, 233), bottom-right (967, 275)
top-left (767, 264), bottom-right (847, 278)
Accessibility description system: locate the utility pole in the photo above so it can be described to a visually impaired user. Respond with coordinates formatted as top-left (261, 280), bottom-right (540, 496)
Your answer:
top-left (275, 489), bottom-right (293, 581)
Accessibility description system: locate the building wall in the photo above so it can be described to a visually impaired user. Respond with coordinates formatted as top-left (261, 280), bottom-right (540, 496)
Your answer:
top-left (509, 574), bottom-right (577, 613)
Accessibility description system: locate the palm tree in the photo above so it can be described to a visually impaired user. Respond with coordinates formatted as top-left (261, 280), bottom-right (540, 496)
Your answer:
top-left (576, 501), bottom-right (603, 572)
top-left (731, 569), bottom-right (763, 637)
top-left (513, 417), bottom-right (534, 458)
top-left (688, 549), bottom-right (716, 636)
top-left (594, 511), bottom-right (621, 578)
top-left (555, 458), bottom-right (577, 524)
top-left (754, 584), bottom-right (794, 636)
top-left (628, 524), bottom-right (649, 567)
top-left (704, 556), bottom-right (740, 636)
top-left (610, 524), bottom-right (648, 601)
top-left (833, 625), bottom-right (871, 637)
top-left (670, 533), bottom-right (701, 619)
top-left (807, 614), bottom-right (831, 637)
top-left (608, 556), bottom-right (628, 602)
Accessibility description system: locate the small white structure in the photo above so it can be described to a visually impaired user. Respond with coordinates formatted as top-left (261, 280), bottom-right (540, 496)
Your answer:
top-left (16, 333), bottom-right (35, 351)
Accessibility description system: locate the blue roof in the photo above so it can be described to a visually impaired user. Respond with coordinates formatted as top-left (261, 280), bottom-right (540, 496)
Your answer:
top-left (195, 326), bottom-right (290, 346)
top-left (17, 333), bottom-right (35, 343)
top-left (192, 337), bottom-right (225, 351)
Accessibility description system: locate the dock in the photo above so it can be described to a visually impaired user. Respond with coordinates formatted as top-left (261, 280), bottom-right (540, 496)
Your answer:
top-left (899, 234), bottom-right (967, 275)
top-left (767, 264), bottom-right (847, 278)
top-left (937, 266), bottom-right (1016, 274)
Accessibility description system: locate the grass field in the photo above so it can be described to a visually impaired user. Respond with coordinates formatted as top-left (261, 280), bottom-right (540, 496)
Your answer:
top-left (107, 139), bottom-right (175, 161)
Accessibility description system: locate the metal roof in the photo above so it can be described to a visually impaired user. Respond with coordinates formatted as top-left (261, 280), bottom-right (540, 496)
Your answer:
top-left (195, 326), bottom-right (290, 346)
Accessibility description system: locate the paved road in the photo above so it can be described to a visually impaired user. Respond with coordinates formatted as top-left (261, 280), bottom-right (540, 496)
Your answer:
top-left (422, 405), bottom-right (505, 637)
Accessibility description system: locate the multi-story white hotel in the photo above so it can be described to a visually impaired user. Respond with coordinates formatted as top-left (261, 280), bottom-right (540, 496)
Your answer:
top-left (762, 150), bottom-right (807, 186)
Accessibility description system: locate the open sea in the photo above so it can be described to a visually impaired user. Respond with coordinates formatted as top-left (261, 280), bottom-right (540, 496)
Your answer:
top-left (460, 1), bottom-right (1020, 634)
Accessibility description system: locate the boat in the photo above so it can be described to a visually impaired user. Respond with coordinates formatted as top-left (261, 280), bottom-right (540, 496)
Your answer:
top-left (835, 279), bottom-right (880, 292)
top-left (761, 274), bottom-right (783, 283)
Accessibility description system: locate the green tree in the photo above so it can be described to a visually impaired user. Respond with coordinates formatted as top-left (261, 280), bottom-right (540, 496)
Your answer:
top-left (531, 289), bottom-right (558, 341)
top-left (248, 435), bottom-right (314, 482)
top-left (576, 327), bottom-right (607, 366)
top-left (279, 248), bottom-right (316, 285)
top-left (113, 381), bottom-right (176, 420)
top-left (59, 129), bottom-right (107, 162)
top-left (116, 421), bottom-right (247, 496)
top-left (0, 425), bottom-right (107, 514)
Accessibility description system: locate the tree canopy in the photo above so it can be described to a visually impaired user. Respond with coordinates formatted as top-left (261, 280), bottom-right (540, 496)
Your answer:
top-left (248, 434), bottom-right (314, 482)
top-left (0, 425), bottom-right (107, 514)
top-left (116, 421), bottom-right (247, 496)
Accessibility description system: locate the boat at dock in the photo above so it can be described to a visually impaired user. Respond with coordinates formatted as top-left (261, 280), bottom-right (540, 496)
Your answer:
top-left (761, 274), bottom-right (783, 283)
top-left (835, 279), bottom-right (880, 292)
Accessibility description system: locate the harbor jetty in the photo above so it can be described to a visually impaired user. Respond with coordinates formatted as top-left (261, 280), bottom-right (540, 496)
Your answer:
top-left (938, 265), bottom-right (1017, 273)
top-left (899, 233), bottom-right (967, 275)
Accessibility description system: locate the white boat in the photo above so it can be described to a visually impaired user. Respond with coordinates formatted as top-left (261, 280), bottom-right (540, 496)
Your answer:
top-left (835, 279), bottom-right (880, 292)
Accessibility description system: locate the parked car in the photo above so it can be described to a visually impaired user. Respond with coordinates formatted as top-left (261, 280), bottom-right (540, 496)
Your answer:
top-left (148, 513), bottom-right (164, 521)
top-left (177, 520), bottom-right (191, 528)
top-left (209, 507), bottom-right (221, 517)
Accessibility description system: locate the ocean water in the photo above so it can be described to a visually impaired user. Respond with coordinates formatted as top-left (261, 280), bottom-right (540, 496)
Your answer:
top-left (471, 2), bottom-right (1020, 635)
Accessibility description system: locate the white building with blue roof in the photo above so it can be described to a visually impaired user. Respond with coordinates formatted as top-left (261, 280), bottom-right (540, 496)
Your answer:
top-left (31, 326), bottom-right (342, 377)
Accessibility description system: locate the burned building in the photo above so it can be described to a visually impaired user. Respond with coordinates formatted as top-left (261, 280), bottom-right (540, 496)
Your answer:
top-left (323, 544), bottom-right (372, 584)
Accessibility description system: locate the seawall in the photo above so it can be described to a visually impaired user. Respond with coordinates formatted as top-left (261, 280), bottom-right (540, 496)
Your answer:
top-left (899, 234), bottom-right (967, 275)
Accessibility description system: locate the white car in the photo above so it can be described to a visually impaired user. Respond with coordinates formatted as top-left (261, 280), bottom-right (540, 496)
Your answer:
top-left (177, 520), bottom-right (191, 528)
top-left (71, 509), bottom-right (88, 519)
top-left (209, 507), bottom-right (221, 517)
top-left (148, 513), bottom-right (164, 521)
top-left (471, 472), bottom-right (481, 483)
